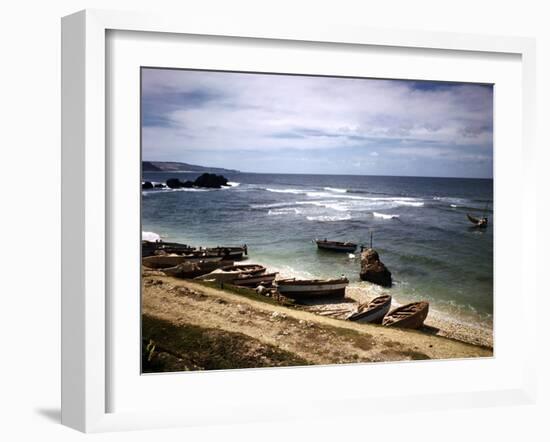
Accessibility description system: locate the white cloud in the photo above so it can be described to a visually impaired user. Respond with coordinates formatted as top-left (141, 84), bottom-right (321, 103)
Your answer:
top-left (141, 68), bottom-right (493, 177)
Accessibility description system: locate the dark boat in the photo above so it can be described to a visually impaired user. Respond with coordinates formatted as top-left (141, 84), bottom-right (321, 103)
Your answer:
top-left (142, 254), bottom-right (223, 269)
top-left (346, 294), bottom-right (392, 324)
top-left (315, 239), bottom-right (357, 253)
top-left (275, 277), bottom-right (349, 298)
top-left (203, 246), bottom-right (248, 260)
top-left (467, 214), bottom-right (488, 228)
top-left (382, 301), bottom-right (429, 329)
top-left (141, 240), bottom-right (195, 257)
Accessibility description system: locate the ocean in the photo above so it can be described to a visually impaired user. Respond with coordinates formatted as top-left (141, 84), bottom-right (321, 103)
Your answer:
top-left (142, 172), bottom-right (493, 329)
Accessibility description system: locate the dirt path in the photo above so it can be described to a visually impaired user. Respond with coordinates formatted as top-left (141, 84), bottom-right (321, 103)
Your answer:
top-left (142, 272), bottom-right (492, 370)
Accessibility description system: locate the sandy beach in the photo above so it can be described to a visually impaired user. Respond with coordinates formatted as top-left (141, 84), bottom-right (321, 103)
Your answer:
top-left (141, 268), bottom-right (492, 372)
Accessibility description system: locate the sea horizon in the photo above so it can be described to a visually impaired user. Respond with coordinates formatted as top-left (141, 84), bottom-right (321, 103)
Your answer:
top-left (142, 167), bottom-right (493, 181)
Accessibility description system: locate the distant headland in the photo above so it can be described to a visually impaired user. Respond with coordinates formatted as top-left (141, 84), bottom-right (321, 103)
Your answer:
top-left (142, 161), bottom-right (239, 174)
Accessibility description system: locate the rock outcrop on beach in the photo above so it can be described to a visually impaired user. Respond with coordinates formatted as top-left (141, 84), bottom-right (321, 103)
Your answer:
top-left (359, 248), bottom-right (392, 287)
top-left (142, 181), bottom-right (154, 189)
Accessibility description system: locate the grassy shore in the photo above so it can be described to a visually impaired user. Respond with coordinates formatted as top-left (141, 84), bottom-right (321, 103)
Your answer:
top-left (141, 269), bottom-right (492, 372)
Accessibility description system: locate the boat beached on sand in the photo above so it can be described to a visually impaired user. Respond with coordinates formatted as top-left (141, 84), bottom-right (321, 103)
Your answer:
top-left (161, 259), bottom-right (234, 278)
top-left (346, 294), bottom-right (392, 324)
top-left (142, 254), bottom-right (223, 269)
top-left (275, 277), bottom-right (349, 298)
top-left (195, 264), bottom-right (267, 284)
top-left (232, 272), bottom-right (278, 288)
top-left (382, 301), bottom-right (429, 329)
top-left (219, 264), bottom-right (265, 275)
top-left (315, 239), bottom-right (357, 253)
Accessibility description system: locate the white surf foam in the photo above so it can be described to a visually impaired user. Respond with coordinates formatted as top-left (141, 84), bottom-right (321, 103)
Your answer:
top-left (394, 200), bottom-right (424, 207)
top-left (267, 208), bottom-right (302, 216)
top-left (265, 188), bottom-right (306, 195)
top-left (373, 212), bottom-right (400, 220)
top-left (323, 187), bottom-right (347, 193)
top-left (306, 214), bottom-right (352, 222)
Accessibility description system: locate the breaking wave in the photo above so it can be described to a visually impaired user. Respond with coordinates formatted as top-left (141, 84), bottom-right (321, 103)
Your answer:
top-left (373, 212), bottom-right (400, 220)
top-left (323, 187), bottom-right (347, 193)
top-left (306, 214), bottom-right (352, 222)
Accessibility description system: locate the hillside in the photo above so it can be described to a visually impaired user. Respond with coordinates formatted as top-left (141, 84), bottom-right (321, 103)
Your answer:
top-left (142, 161), bottom-right (239, 174)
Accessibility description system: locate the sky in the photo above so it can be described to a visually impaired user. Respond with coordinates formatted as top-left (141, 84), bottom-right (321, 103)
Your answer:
top-left (141, 68), bottom-right (493, 178)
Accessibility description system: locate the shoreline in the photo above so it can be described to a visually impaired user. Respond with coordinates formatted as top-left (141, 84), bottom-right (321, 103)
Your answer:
top-left (141, 269), bottom-right (492, 372)
top-left (141, 239), bottom-right (493, 349)
top-left (250, 257), bottom-right (494, 349)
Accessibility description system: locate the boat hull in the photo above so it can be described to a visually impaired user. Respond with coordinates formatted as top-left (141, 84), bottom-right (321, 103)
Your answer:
top-left (382, 301), bottom-right (429, 329)
top-left (348, 296), bottom-right (392, 324)
top-left (233, 273), bottom-right (277, 288)
top-left (142, 255), bottom-right (222, 269)
top-left (276, 280), bottom-right (348, 297)
top-left (315, 240), bottom-right (357, 253)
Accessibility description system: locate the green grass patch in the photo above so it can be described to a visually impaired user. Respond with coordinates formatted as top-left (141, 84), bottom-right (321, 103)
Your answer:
top-left (142, 314), bottom-right (310, 373)
top-left (193, 280), bottom-right (296, 307)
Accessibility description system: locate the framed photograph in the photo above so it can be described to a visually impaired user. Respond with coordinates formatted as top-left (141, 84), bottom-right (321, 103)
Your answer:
top-left (61, 9), bottom-right (537, 432)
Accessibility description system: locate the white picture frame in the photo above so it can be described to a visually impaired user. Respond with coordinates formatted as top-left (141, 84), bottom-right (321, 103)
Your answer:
top-left (61, 9), bottom-right (537, 433)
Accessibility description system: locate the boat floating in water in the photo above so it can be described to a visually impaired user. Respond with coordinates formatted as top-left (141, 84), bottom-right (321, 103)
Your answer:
top-left (315, 239), bottom-right (357, 253)
top-left (275, 277), bottom-right (349, 298)
top-left (467, 214), bottom-right (488, 228)
top-left (347, 294), bottom-right (392, 324)
top-left (382, 301), bottom-right (429, 329)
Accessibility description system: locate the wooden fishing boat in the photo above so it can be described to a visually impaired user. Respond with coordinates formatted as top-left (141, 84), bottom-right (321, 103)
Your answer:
top-left (467, 214), bottom-right (488, 228)
top-left (142, 254), bottom-right (222, 269)
top-left (382, 301), bottom-right (429, 329)
top-left (346, 294), bottom-right (392, 324)
top-left (142, 240), bottom-right (196, 257)
top-left (232, 272), bottom-right (278, 288)
top-left (162, 260), bottom-right (233, 278)
top-left (195, 265), bottom-right (266, 283)
top-left (204, 249), bottom-right (245, 260)
top-left (219, 264), bottom-right (266, 275)
top-left (315, 239), bottom-right (357, 253)
top-left (275, 277), bottom-right (349, 298)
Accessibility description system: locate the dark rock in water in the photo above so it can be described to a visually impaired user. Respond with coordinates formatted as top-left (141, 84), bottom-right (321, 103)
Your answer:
top-left (193, 173), bottom-right (229, 188)
top-left (166, 178), bottom-right (184, 189)
top-left (165, 173), bottom-right (229, 190)
top-left (154, 183), bottom-right (166, 188)
top-left (142, 181), bottom-right (154, 189)
top-left (360, 248), bottom-right (392, 287)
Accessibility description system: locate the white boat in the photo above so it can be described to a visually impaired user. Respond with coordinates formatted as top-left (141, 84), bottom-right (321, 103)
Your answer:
top-left (275, 277), bottom-right (349, 297)
top-left (346, 294), bottom-right (392, 324)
